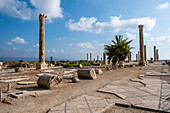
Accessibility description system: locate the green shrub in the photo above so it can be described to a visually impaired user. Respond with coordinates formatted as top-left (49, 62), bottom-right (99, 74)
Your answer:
top-left (63, 64), bottom-right (77, 68)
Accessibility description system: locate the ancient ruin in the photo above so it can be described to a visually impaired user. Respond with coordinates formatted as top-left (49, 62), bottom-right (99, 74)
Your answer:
top-left (154, 46), bottom-right (157, 62)
top-left (138, 25), bottom-right (146, 66)
top-left (87, 53), bottom-right (88, 62)
top-left (37, 13), bottom-right (48, 70)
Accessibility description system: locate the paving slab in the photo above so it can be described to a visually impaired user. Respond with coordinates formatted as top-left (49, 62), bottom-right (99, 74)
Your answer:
top-left (17, 81), bottom-right (36, 85)
top-left (97, 75), bottom-right (170, 112)
top-left (41, 70), bottom-right (55, 73)
top-left (0, 77), bottom-right (29, 83)
top-left (48, 95), bottom-right (126, 113)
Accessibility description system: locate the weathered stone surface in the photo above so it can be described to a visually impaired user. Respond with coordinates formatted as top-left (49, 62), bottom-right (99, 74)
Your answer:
top-left (37, 13), bottom-right (48, 70)
top-left (15, 67), bottom-right (24, 72)
top-left (48, 95), bottom-right (124, 113)
top-left (138, 25), bottom-right (146, 66)
top-left (0, 77), bottom-right (29, 83)
top-left (78, 69), bottom-right (96, 79)
top-left (71, 78), bottom-right (80, 83)
top-left (40, 70), bottom-right (55, 73)
top-left (95, 69), bottom-right (103, 74)
top-left (0, 76), bottom-right (28, 80)
top-left (37, 74), bottom-right (62, 89)
top-left (17, 81), bottom-right (36, 85)
top-left (98, 75), bottom-right (170, 112)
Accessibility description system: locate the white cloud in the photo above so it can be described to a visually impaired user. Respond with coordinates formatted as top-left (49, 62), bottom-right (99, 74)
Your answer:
top-left (61, 49), bottom-right (64, 53)
top-left (148, 36), bottom-right (170, 45)
top-left (66, 17), bottom-right (97, 32)
top-left (168, 28), bottom-right (170, 31)
top-left (157, 2), bottom-right (169, 9)
top-left (69, 43), bottom-right (73, 46)
top-left (66, 16), bottom-right (156, 34)
top-left (47, 49), bottom-right (51, 53)
top-left (11, 36), bottom-right (27, 44)
top-left (56, 37), bottom-right (67, 41)
top-left (144, 33), bottom-right (150, 37)
top-left (77, 42), bottom-right (94, 49)
top-left (33, 44), bottom-right (39, 48)
top-left (0, 0), bottom-right (63, 22)
top-left (124, 32), bottom-right (136, 39)
top-left (7, 42), bottom-right (12, 45)
top-left (93, 40), bottom-right (97, 43)
top-left (52, 49), bottom-right (57, 53)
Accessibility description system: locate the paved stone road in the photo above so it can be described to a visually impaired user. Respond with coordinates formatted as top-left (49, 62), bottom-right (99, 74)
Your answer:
top-left (48, 95), bottom-right (130, 113)
top-left (98, 73), bottom-right (170, 112)
top-left (48, 67), bottom-right (170, 113)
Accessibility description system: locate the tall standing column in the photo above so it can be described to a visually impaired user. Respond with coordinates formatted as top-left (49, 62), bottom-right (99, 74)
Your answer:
top-left (156, 49), bottom-right (159, 61)
top-left (51, 56), bottom-right (53, 63)
top-left (136, 54), bottom-right (138, 61)
top-left (144, 45), bottom-right (147, 61)
top-left (154, 46), bottom-right (157, 62)
top-left (97, 55), bottom-right (99, 61)
top-left (138, 25), bottom-right (146, 66)
top-left (87, 53), bottom-right (88, 62)
top-left (128, 52), bottom-right (131, 62)
top-left (90, 53), bottom-right (92, 61)
top-left (138, 51), bottom-right (140, 61)
top-left (103, 53), bottom-right (107, 64)
top-left (37, 13), bottom-right (47, 69)
top-left (101, 57), bottom-right (102, 62)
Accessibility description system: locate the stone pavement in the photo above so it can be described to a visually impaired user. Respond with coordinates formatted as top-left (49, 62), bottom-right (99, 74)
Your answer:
top-left (48, 95), bottom-right (130, 113)
top-left (98, 74), bottom-right (170, 112)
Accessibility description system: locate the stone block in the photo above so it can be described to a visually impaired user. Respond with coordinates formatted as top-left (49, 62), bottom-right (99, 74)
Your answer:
top-left (95, 69), bottom-right (103, 74)
top-left (14, 67), bottom-right (24, 72)
top-left (17, 81), bottom-right (36, 85)
top-left (71, 78), bottom-right (80, 83)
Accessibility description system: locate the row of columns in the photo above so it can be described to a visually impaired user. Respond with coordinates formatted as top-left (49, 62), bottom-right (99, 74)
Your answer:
top-left (86, 53), bottom-right (107, 64)
top-left (37, 13), bottom-right (160, 69)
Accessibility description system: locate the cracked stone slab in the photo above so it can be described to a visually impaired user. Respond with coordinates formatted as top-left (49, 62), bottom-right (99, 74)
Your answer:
top-left (98, 76), bottom-right (170, 112)
top-left (48, 95), bottom-right (128, 113)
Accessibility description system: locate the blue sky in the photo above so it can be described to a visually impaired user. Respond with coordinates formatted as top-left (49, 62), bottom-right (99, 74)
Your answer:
top-left (0, 0), bottom-right (170, 60)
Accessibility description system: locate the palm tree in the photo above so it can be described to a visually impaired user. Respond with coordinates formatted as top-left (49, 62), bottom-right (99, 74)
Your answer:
top-left (104, 35), bottom-right (133, 66)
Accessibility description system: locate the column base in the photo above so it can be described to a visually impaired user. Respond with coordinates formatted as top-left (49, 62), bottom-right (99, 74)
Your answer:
top-left (36, 62), bottom-right (48, 70)
top-left (139, 61), bottom-right (146, 66)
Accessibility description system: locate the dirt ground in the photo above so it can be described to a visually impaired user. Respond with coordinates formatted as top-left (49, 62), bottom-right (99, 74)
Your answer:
top-left (0, 67), bottom-right (161, 113)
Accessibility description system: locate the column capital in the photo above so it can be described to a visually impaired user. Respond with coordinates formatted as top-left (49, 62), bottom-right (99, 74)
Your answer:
top-left (138, 25), bottom-right (144, 30)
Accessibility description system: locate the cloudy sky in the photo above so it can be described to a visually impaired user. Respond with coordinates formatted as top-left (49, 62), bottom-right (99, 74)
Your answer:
top-left (0, 0), bottom-right (170, 60)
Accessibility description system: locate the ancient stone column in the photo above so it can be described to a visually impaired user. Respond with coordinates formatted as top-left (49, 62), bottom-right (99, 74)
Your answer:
top-left (87, 53), bottom-right (88, 62)
top-left (128, 52), bottom-right (131, 62)
top-left (154, 46), bottom-right (157, 62)
top-left (37, 13), bottom-right (47, 69)
top-left (90, 53), bottom-right (92, 61)
top-left (97, 55), bottom-right (99, 61)
top-left (51, 56), bottom-right (53, 63)
top-left (138, 51), bottom-right (140, 61)
top-left (156, 49), bottom-right (159, 61)
top-left (136, 54), bottom-right (138, 61)
top-left (101, 57), bottom-right (102, 62)
top-left (144, 45), bottom-right (147, 61)
top-left (138, 25), bottom-right (146, 66)
top-left (103, 53), bottom-right (107, 64)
